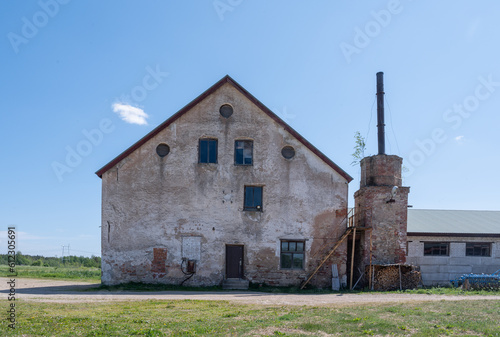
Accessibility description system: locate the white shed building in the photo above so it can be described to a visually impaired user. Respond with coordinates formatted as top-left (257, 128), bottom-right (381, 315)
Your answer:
top-left (406, 209), bottom-right (500, 286)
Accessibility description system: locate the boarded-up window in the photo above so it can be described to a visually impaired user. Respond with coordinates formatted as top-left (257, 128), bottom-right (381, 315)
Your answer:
top-left (182, 236), bottom-right (201, 261)
top-left (152, 248), bottom-right (167, 273)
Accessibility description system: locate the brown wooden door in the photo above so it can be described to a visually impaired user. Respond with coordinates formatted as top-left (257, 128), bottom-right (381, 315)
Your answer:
top-left (226, 245), bottom-right (244, 278)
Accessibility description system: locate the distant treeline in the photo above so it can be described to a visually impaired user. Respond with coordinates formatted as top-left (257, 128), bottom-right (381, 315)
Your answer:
top-left (0, 252), bottom-right (101, 268)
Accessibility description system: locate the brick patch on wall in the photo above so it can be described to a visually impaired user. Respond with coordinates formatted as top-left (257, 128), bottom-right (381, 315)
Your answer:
top-left (152, 248), bottom-right (168, 274)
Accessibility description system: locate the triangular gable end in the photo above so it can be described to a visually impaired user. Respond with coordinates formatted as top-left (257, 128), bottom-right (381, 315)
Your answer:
top-left (95, 75), bottom-right (353, 182)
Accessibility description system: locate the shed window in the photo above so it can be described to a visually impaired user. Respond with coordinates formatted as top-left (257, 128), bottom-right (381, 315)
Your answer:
top-left (235, 140), bottom-right (253, 165)
top-left (244, 186), bottom-right (262, 211)
top-left (466, 243), bottom-right (491, 257)
top-left (199, 139), bottom-right (217, 163)
top-left (281, 240), bottom-right (305, 269)
top-left (424, 242), bottom-right (449, 256)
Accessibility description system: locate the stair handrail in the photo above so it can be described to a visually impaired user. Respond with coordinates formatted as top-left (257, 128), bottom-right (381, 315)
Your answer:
top-left (300, 226), bottom-right (354, 289)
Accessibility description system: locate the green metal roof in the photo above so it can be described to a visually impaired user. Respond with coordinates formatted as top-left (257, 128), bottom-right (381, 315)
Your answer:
top-left (407, 209), bottom-right (500, 235)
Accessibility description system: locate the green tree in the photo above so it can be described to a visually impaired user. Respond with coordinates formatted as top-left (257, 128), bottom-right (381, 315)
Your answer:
top-left (31, 259), bottom-right (43, 266)
top-left (16, 252), bottom-right (32, 265)
top-left (351, 131), bottom-right (366, 166)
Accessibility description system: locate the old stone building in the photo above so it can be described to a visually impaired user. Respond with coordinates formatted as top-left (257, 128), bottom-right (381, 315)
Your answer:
top-left (96, 75), bottom-right (354, 288)
top-left (99, 73), bottom-right (498, 290)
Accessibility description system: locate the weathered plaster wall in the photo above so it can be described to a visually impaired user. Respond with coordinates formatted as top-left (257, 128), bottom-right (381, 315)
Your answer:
top-left (101, 82), bottom-right (348, 287)
top-left (407, 236), bottom-right (500, 285)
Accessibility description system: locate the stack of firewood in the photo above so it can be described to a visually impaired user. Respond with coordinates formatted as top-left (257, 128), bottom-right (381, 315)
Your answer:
top-left (402, 269), bottom-right (422, 289)
top-left (366, 264), bottom-right (421, 291)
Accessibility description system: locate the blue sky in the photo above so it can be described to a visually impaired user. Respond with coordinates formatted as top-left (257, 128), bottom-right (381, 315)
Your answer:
top-left (1, 1), bottom-right (499, 257)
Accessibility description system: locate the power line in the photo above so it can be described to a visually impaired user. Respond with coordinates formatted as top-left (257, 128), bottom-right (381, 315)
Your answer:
top-left (70, 249), bottom-right (100, 256)
top-left (365, 97), bottom-right (376, 147)
top-left (385, 96), bottom-right (401, 156)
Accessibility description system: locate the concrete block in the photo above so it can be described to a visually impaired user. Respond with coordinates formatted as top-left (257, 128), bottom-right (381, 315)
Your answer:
top-left (422, 272), bottom-right (449, 282)
top-left (491, 258), bottom-right (500, 266)
top-left (492, 244), bottom-right (500, 258)
top-left (420, 256), bottom-right (449, 265)
top-left (448, 272), bottom-right (465, 281)
top-left (449, 257), bottom-right (475, 266)
top-left (481, 256), bottom-right (498, 263)
top-left (405, 257), bottom-right (421, 265)
top-left (422, 280), bottom-right (449, 286)
top-left (419, 265), bottom-right (440, 273)
top-left (439, 265), bottom-right (471, 274)
top-left (450, 243), bottom-right (466, 257)
top-left (421, 272), bottom-right (450, 285)
top-left (472, 264), bottom-right (500, 274)
top-left (408, 242), bottom-right (424, 257)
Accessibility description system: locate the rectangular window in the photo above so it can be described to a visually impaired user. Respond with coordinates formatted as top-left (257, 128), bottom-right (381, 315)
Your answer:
top-left (424, 242), bottom-right (449, 256)
top-left (281, 240), bottom-right (305, 269)
top-left (466, 242), bottom-right (491, 257)
top-left (199, 139), bottom-right (217, 163)
top-left (244, 186), bottom-right (262, 211)
top-left (235, 140), bottom-right (253, 165)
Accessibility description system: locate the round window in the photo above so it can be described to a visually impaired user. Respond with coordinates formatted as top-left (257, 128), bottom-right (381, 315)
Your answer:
top-left (219, 104), bottom-right (233, 118)
top-left (281, 146), bottom-right (295, 159)
top-left (156, 144), bottom-right (170, 157)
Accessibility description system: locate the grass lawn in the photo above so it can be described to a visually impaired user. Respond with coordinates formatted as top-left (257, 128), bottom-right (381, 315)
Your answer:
top-left (4, 299), bottom-right (500, 336)
top-left (95, 281), bottom-right (500, 296)
top-left (2, 266), bottom-right (499, 335)
top-left (0, 265), bottom-right (100, 282)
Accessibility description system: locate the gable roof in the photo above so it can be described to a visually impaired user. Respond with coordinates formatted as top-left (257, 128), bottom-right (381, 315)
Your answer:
top-left (96, 75), bottom-right (353, 182)
top-left (407, 209), bottom-right (500, 236)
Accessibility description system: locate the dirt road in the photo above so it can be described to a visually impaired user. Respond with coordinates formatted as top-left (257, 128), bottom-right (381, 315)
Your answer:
top-left (2, 278), bottom-right (500, 306)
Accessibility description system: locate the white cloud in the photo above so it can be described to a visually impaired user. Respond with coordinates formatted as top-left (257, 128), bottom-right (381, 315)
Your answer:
top-left (112, 103), bottom-right (149, 125)
top-left (455, 135), bottom-right (465, 144)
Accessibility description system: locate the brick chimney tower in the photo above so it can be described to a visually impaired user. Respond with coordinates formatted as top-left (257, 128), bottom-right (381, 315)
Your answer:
top-left (354, 72), bottom-right (410, 265)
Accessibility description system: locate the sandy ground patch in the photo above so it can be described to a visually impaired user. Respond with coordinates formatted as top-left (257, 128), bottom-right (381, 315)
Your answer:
top-left (2, 278), bottom-right (500, 306)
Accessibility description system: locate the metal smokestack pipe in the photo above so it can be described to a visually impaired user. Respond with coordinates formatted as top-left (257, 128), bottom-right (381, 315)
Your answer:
top-left (376, 72), bottom-right (385, 155)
